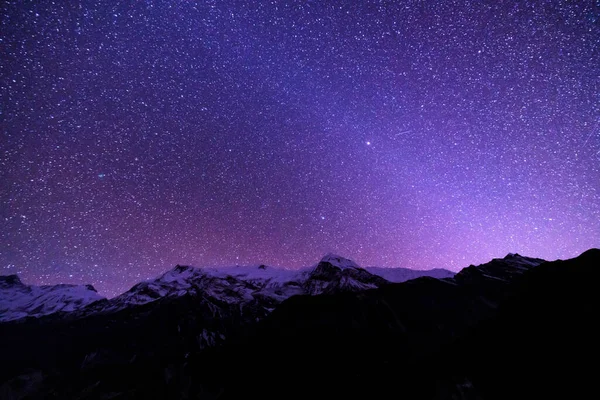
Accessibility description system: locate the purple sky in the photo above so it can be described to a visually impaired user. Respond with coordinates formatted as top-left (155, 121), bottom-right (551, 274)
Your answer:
top-left (1, 1), bottom-right (599, 297)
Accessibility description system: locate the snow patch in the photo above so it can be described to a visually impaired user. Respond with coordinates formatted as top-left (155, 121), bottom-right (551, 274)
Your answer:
top-left (0, 277), bottom-right (105, 322)
top-left (319, 253), bottom-right (361, 270)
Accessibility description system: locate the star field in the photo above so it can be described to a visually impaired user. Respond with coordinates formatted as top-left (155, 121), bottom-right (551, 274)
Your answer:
top-left (1, 1), bottom-right (599, 297)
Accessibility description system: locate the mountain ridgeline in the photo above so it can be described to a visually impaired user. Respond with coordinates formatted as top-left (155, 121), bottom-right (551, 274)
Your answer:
top-left (0, 250), bottom-right (597, 399)
top-left (0, 254), bottom-right (453, 323)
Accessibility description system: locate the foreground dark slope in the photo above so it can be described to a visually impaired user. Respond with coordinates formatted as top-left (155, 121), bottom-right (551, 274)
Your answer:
top-left (0, 250), bottom-right (596, 399)
top-left (193, 250), bottom-right (598, 400)
top-left (451, 248), bottom-right (600, 400)
top-left (0, 292), bottom-right (268, 399)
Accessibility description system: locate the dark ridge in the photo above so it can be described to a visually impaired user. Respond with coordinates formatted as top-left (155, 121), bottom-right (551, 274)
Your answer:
top-left (0, 274), bottom-right (23, 287)
top-left (85, 284), bottom-right (98, 292)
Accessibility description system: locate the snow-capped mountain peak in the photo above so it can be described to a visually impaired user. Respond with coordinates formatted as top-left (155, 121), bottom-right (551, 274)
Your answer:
top-left (158, 264), bottom-right (204, 284)
top-left (0, 277), bottom-right (105, 322)
top-left (1, 255), bottom-right (459, 322)
top-left (318, 253), bottom-right (361, 270)
top-left (305, 254), bottom-right (388, 295)
top-left (78, 257), bottom-right (391, 316)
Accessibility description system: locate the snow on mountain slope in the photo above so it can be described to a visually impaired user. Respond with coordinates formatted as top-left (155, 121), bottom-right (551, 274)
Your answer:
top-left (0, 275), bottom-right (105, 322)
top-left (77, 255), bottom-right (462, 316)
top-left (0, 254), bottom-right (475, 322)
top-left (365, 267), bottom-right (455, 283)
top-left (88, 264), bottom-right (307, 314)
top-left (207, 264), bottom-right (306, 283)
top-left (318, 253), bottom-right (362, 270)
top-left (303, 254), bottom-right (388, 295)
top-left (88, 255), bottom-right (391, 314)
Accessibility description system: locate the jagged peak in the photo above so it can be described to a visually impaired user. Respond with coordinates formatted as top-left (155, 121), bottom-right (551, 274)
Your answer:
top-left (85, 284), bottom-right (98, 292)
top-left (318, 254), bottom-right (361, 270)
top-left (503, 253), bottom-right (534, 260)
top-left (171, 264), bottom-right (195, 273)
top-left (0, 274), bottom-right (23, 287)
top-left (159, 264), bottom-right (201, 278)
top-left (155, 264), bottom-right (203, 285)
top-left (502, 253), bottom-right (545, 263)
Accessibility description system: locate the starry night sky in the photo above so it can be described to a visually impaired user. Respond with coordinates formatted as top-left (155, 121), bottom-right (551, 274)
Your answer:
top-left (1, 0), bottom-right (599, 297)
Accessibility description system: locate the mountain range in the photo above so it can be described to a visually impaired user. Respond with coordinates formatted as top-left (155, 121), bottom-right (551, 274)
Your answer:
top-left (0, 253), bottom-right (453, 323)
top-left (0, 249), bottom-right (597, 400)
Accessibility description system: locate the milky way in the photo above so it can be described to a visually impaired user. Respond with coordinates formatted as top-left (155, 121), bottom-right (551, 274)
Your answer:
top-left (1, 1), bottom-right (599, 297)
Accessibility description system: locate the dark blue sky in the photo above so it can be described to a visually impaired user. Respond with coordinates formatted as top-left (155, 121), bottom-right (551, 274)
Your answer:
top-left (1, 0), bottom-right (599, 296)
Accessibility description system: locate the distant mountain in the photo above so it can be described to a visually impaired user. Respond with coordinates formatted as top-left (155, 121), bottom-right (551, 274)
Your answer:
top-left (0, 254), bottom-right (452, 323)
top-left (365, 266), bottom-right (454, 282)
top-left (0, 252), bottom-right (526, 324)
top-left (81, 254), bottom-right (388, 316)
top-left (364, 253), bottom-right (538, 284)
top-left (0, 275), bottom-right (104, 322)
